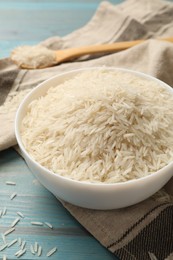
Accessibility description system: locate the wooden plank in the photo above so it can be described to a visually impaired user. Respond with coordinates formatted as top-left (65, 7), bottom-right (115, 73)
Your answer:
top-left (0, 2), bottom-right (105, 8)
top-left (0, 0), bottom-right (121, 259)
top-left (0, 148), bottom-right (117, 259)
top-left (0, 0), bottom-right (121, 58)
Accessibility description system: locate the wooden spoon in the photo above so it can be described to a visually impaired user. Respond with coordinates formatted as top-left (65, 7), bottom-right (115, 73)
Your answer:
top-left (11, 37), bottom-right (173, 69)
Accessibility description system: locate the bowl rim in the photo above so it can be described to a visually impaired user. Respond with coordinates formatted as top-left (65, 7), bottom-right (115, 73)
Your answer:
top-left (15, 66), bottom-right (173, 187)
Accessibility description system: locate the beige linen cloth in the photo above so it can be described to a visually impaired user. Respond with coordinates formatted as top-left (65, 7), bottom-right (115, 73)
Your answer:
top-left (0, 0), bottom-right (173, 259)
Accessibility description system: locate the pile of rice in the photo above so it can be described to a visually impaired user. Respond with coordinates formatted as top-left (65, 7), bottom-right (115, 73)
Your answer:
top-left (21, 70), bottom-right (173, 183)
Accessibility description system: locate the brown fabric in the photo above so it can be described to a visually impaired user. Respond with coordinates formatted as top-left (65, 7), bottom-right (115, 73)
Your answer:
top-left (115, 206), bottom-right (173, 260)
top-left (62, 200), bottom-right (170, 248)
top-left (0, 58), bottom-right (19, 105)
top-left (0, 0), bottom-right (173, 259)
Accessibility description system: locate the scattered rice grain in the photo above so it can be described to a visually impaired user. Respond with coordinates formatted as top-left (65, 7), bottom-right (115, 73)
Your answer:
top-left (2, 207), bottom-right (7, 216)
top-left (46, 247), bottom-right (57, 257)
top-left (6, 181), bottom-right (16, 186)
top-left (31, 221), bottom-right (43, 226)
top-left (8, 238), bottom-right (18, 248)
top-left (17, 248), bottom-right (26, 258)
top-left (148, 252), bottom-right (158, 260)
top-left (21, 240), bottom-right (26, 250)
top-left (11, 217), bottom-right (20, 228)
top-left (0, 244), bottom-right (8, 251)
top-left (10, 192), bottom-right (17, 200)
top-left (30, 244), bottom-right (35, 255)
top-left (38, 245), bottom-right (42, 256)
top-left (1, 234), bottom-right (6, 244)
top-left (3, 255), bottom-right (7, 260)
top-left (17, 212), bottom-right (24, 218)
top-left (4, 227), bottom-right (15, 236)
top-left (34, 241), bottom-right (38, 253)
top-left (44, 222), bottom-right (53, 229)
top-left (18, 237), bottom-right (22, 246)
top-left (15, 249), bottom-right (22, 256)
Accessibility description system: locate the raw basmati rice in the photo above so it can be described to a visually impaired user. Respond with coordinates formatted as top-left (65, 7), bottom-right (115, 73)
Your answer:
top-left (31, 222), bottom-right (43, 226)
top-left (38, 245), bottom-right (42, 256)
top-left (3, 255), bottom-right (6, 260)
top-left (30, 244), bottom-right (35, 255)
top-left (11, 217), bottom-right (20, 228)
top-left (46, 247), bottom-right (57, 257)
top-left (2, 234), bottom-right (6, 244)
top-left (21, 240), bottom-right (26, 250)
top-left (11, 45), bottom-right (56, 69)
top-left (10, 193), bottom-right (17, 200)
top-left (4, 227), bottom-right (15, 236)
top-left (21, 70), bottom-right (173, 183)
top-left (0, 244), bottom-right (8, 251)
top-left (18, 237), bottom-right (22, 246)
top-left (6, 181), bottom-right (16, 186)
top-left (2, 207), bottom-right (7, 216)
top-left (15, 249), bottom-right (22, 256)
top-left (15, 248), bottom-right (26, 258)
top-left (148, 252), bottom-right (158, 260)
top-left (17, 212), bottom-right (24, 218)
top-left (44, 222), bottom-right (53, 229)
top-left (34, 242), bottom-right (38, 253)
top-left (7, 239), bottom-right (18, 248)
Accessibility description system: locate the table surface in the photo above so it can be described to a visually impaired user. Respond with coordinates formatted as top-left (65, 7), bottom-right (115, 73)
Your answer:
top-left (0, 0), bottom-right (122, 259)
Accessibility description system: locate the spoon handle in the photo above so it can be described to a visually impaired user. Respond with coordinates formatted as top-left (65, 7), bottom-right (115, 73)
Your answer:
top-left (56, 37), bottom-right (173, 62)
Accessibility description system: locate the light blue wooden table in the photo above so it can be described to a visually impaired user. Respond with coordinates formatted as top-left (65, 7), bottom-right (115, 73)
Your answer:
top-left (0, 0), bottom-right (122, 259)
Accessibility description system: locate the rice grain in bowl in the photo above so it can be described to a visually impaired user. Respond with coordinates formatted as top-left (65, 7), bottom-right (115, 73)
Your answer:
top-left (15, 68), bottom-right (173, 209)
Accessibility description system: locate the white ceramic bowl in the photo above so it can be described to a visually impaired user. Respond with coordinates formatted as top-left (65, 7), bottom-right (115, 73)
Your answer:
top-left (15, 67), bottom-right (173, 210)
